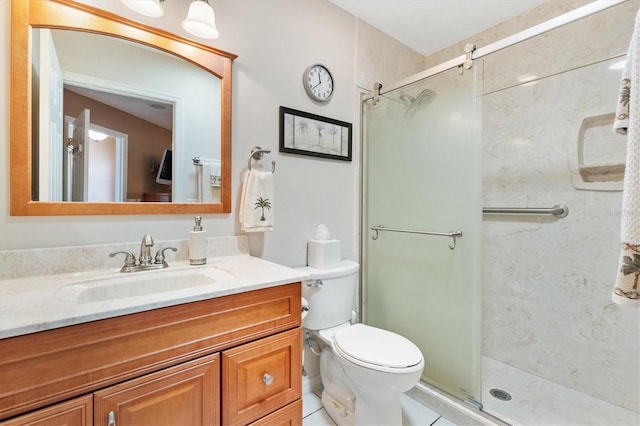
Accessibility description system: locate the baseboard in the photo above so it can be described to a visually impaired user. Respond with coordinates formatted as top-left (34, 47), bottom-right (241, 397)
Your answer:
top-left (302, 373), bottom-right (322, 395)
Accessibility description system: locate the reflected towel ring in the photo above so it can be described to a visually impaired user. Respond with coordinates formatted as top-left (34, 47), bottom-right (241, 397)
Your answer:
top-left (248, 146), bottom-right (276, 173)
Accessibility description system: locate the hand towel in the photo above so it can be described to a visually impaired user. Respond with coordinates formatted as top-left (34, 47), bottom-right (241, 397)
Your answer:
top-left (613, 9), bottom-right (640, 307)
top-left (239, 169), bottom-right (274, 232)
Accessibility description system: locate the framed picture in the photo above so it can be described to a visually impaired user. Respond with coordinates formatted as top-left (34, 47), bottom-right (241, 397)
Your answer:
top-left (279, 106), bottom-right (352, 161)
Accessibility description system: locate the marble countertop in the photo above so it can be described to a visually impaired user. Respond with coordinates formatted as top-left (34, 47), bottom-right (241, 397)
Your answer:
top-left (0, 254), bottom-right (309, 340)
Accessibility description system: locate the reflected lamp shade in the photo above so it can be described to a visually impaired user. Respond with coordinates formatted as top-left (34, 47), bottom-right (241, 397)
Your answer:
top-left (120, 0), bottom-right (164, 17)
top-left (182, 0), bottom-right (219, 39)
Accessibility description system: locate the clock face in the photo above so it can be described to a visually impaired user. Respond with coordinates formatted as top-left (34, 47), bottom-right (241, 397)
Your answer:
top-left (304, 64), bottom-right (334, 102)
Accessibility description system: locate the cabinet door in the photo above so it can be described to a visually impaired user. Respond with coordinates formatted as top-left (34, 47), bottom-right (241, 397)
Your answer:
top-left (94, 354), bottom-right (220, 426)
top-left (222, 328), bottom-right (301, 426)
top-left (0, 395), bottom-right (92, 426)
top-left (248, 400), bottom-right (302, 426)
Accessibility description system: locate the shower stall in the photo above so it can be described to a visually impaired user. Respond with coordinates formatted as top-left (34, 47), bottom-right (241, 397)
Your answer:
top-left (361, 1), bottom-right (639, 424)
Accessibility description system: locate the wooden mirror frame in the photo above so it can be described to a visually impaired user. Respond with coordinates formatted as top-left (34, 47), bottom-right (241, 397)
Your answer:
top-left (10, 0), bottom-right (236, 215)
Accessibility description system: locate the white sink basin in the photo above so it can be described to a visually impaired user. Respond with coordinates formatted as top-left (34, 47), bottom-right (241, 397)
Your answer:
top-left (54, 267), bottom-right (235, 304)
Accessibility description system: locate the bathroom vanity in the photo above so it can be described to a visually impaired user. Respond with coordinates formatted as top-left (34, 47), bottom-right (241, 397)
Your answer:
top-left (0, 248), bottom-right (307, 426)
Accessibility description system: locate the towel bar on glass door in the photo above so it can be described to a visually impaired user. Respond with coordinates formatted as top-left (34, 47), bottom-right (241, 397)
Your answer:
top-left (370, 225), bottom-right (463, 250)
top-left (248, 146), bottom-right (276, 173)
top-left (482, 204), bottom-right (569, 218)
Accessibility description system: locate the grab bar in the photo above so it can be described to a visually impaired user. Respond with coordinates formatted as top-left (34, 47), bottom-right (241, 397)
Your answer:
top-left (482, 204), bottom-right (569, 218)
top-left (370, 225), bottom-right (463, 250)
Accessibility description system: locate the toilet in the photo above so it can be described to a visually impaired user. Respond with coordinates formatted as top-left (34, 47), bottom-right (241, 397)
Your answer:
top-left (300, 260), bottom-right (424, 426)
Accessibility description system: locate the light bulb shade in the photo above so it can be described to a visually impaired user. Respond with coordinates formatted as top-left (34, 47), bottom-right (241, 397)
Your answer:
top-left (182, 1), bottom-right (219, 39)
top-left (121, 0), bottom-right (164, 17)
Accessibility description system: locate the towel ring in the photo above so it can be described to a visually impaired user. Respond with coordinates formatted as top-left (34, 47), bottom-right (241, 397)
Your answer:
top-left (248, 146), bottom-right (276, 173)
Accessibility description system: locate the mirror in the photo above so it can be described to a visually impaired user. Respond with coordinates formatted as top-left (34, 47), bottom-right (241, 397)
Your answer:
top-left (11, 0), bottom-right (236, 215)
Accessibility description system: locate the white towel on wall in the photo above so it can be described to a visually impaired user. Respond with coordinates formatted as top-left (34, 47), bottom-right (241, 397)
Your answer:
top-left (239, 169), bottom-right (274, 232)
top-left (613, 9), bottom-right (640, 307)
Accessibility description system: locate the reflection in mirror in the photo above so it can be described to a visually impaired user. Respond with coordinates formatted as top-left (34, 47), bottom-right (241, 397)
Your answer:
top-left (11, 0), bottom-right (236, 215)
top-left (31, 28), bottom-right (222, 204)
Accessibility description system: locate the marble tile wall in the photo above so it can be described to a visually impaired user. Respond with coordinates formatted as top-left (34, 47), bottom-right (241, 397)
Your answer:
top-left (423, 0), bottom-right (592, 70)
top-left (354, 18), bottom-right (425, 92)
top-left (479, 0), bottom-right (640, 418)
top-left (0, 236), bottom-right (249, 280)
top-left (482, 0), bottom-right (638, 95)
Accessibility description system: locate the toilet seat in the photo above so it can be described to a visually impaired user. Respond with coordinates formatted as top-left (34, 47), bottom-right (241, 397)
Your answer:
top-left (332, 324), bottom-right (424, 373)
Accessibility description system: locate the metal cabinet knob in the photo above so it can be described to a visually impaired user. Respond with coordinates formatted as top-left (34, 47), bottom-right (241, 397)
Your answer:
top-left (107, 411), bottom-right (116, 426)
top-left (262, 373), bottom-right (274, 386)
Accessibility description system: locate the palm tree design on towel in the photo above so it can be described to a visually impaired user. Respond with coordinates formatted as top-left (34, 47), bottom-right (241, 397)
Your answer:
top-left (617, 243), bottom-right (640, 299)
top-left (254, 197), bottom-right (272, 221)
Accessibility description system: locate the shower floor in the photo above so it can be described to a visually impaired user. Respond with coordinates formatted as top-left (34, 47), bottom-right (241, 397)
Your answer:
top-left (481, 357), bottom-right (639, 425)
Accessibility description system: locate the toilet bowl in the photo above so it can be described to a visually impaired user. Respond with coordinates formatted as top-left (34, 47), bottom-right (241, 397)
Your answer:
top-left (300, 261), bottom-right (424, 426)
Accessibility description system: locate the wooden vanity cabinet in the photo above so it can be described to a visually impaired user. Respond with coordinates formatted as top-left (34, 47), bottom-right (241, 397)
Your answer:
top-left (0, 396), bottom-right (93, 426)
top-left (0, 283), bottom-right (302, 426)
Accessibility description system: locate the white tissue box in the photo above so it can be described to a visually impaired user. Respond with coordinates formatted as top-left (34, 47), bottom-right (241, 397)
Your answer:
top-left (307, 240), bottom-right (341, 269)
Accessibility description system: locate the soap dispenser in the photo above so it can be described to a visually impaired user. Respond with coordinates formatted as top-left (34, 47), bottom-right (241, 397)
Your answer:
top-left (189, 216), bottom-right (207, 265)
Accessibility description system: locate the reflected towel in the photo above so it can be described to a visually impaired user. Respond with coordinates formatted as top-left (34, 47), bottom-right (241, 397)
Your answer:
top-left (613, 9), bottom-right (640, 307)
top-left (239, 169), bottom-right (274, 232)
top-left (200, 158), bottom-right (221, 188)
top-left (194, 157), bottom-right (221, 202)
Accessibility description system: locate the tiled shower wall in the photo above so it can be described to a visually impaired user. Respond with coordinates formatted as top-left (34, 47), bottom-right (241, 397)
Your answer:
top-left (479, 0), bottom-right (639, 421)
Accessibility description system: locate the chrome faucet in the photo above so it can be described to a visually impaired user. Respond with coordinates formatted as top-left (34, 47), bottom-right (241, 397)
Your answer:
top-left (110, 234), bottom-right (177, 273)
top-left (139, 233), bottom-right (154, 266)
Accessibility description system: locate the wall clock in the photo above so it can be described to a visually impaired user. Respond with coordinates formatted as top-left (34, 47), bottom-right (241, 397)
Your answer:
top-left (303, 64), bottom-right (334, 102)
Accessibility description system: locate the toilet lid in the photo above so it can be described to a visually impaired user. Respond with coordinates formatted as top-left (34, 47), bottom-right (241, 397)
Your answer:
top-left (333, 324), bottom-right (423, 369)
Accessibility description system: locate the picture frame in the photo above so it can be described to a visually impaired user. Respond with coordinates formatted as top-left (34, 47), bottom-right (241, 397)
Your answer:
top-left (279, 106), bottom-right (352, 161)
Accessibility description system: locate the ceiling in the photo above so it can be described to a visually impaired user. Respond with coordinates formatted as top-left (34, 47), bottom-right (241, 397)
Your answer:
top-left (65, 85), bottom-right (174, 130)
top-left (327, 0), bottom-right (549, 56)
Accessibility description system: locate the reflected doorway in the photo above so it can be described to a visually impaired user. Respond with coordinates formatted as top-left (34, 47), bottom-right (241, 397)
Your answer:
top-left (64, 113), bottom-right (128, 202)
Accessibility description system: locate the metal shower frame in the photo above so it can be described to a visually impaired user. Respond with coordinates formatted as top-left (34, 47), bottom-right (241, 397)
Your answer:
top-left (363, 0), bottom-right (626, 102)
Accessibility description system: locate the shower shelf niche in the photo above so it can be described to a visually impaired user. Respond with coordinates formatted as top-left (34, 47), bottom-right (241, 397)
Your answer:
top-left (569, 113), bottom-right (625, 191)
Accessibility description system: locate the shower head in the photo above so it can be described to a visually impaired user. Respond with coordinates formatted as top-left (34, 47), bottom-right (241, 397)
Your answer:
top-left (401, 88), bottom-right (436, 119)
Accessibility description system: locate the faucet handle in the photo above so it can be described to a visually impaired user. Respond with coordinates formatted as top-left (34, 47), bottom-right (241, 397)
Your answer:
top-left (109, 251), bottom-right (137, 269)
top-left (154, 246), bottom-right (178, 267)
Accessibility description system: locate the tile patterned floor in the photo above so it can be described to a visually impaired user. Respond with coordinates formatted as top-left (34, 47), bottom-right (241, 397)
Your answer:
top-left (302, 390), bottom-right (457, 426)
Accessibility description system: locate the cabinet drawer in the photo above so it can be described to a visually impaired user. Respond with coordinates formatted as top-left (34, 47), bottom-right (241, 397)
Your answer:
top-left (0, 395), bottom-right (93, 426)
top-left (222, 328), bottom-right (301, 425)
top-left (249, 400), bottom-right (302, 426)
top-left (94, 354), bottom-right (220, 426)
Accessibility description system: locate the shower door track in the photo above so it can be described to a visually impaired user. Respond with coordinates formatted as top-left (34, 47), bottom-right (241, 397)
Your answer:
top-left (363, 0), bottom-right (625, 99)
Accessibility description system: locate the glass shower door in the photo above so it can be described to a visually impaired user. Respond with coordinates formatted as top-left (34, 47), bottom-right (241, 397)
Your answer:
top-left (362, 63), bottom-right (483, 401)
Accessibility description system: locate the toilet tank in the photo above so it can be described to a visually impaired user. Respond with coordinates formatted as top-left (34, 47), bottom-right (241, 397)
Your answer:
top-left (298, 260), bottom-right (359, 330)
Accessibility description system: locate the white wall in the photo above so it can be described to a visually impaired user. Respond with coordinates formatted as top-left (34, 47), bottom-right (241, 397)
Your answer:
top-left (0, 0), bottom-right (360, 268)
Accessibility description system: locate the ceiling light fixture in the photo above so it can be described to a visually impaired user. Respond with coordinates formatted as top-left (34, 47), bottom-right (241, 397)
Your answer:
top-left (120, 0), bottom-right (219, 40)
top-left (182, 0), bottom-right (219, 40)
top-left (121, 0), bottom-right (164, 18)
top-left (88, 129), bottom-right (109, 141)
